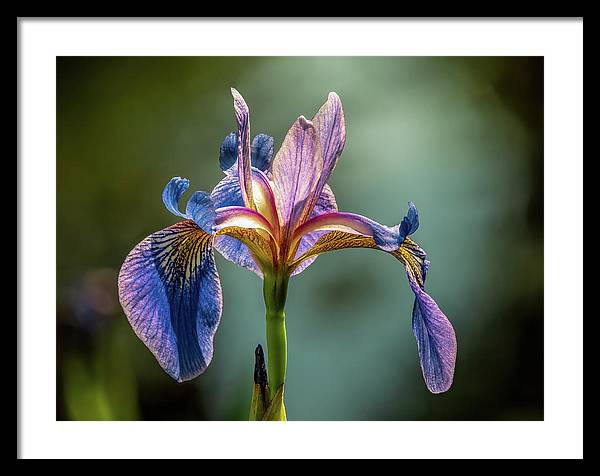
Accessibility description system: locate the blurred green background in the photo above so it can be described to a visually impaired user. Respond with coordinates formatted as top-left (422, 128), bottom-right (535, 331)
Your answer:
top-left (57, 56), bottom-right (543, 421)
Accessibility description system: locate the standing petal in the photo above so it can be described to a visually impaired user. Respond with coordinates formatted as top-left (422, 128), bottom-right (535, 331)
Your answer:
top-left (219, 132), bottom-right (275, 174)
top-left (118, 220), bottom-right (222, 382)
top-left (231, 88), bottom-right (254, 209)
top-left (271, 116), bottom-right (323, 237)
top-left (399, 201), bottom-right (419, 238)
top-left (219, 132), bottom-right (238, 173)
top-left (251, 133), bottom-right (275, 172)
top-left (303, 92), bottom-right (346, 217)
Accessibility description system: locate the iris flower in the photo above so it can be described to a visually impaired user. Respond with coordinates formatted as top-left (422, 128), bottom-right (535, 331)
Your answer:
top-left (118, 88), bottom-right (457, 419)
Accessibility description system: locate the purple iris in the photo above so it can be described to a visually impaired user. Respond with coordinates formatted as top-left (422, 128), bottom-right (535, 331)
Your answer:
top-left (118, 88), bottom-right (456, 396)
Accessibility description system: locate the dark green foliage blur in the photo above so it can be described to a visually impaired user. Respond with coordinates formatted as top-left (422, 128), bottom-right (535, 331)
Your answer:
top-left (57, 57), bottom-right (543, 421)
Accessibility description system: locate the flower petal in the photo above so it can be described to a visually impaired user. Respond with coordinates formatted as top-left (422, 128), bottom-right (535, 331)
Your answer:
top-left (216, 225), bottom-right (275, 273)
top-left (286, 204), bottom-right (456, 394)
top-left (251, 133), bottom-right (275, 172)
top-left (219, 132), bottom-right (238, 173)
top-left (399, 201), bottom-right (419, 237)
top-left (214, 206), bottom-right (278, 272)
top-left (210, 172), bottom-right (260, 274)
top-left (231, 88), bottom-right (254, 209)
top-left (215, 206), bottom-right (276, 239)
top-left (406, 266), bottom-right (456, 394)
top-left (212, 234), bottom-right (262, 276)
top-left (211, 172), bottom-right (244, 209)
top-left (162, 177), bottom-right (190, 218)
top-left (291, 202), bottom-right (420, 256)
top-left (210, 169), bottom-right (279, 276)
top-left (220, 132), bottom-right (275, 174)
top-left (118, 220), bottom-right (222, 382)
top-left (291, 211), bottom-right (401, 259)
top-left (271, 116), bottom-right (323, 235)
top-left (302, 92), bottom-right (346, 218)
top-left (291, 184), bottom-right (338, 276)
top-left (185, 191), bottom-right (216, 233)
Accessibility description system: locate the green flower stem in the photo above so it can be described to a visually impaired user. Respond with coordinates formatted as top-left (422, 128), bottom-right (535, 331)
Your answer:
top-left (263, 272), bottom-right (289, 399)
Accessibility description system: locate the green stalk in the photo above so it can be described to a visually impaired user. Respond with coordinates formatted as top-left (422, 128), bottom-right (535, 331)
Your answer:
top-left (263, 272), bottom-right (289, 399)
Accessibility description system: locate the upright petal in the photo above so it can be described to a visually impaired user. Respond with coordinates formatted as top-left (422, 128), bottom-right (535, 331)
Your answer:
top-left (219, 132), bottom-right (238, 173)
top-left (251, 133), bottom-right (275, 172)
top-left (220, 132), bottom-right (275, 174)
top-left (118, 220), bottom-right (222, 382)
top-left (303, 92), bottom-right (346, 217)
top-left (231, 88), bottom-right (254, 209)
top-left (399, 201), bottom-right (419, 238)
top-left (406, 267), bottom-right (457, 394)
top-left (271, 116), bottom-right (323, 236)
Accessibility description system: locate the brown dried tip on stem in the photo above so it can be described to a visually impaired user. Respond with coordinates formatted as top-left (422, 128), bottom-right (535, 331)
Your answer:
top-left (254, 344), bottom-right (268, 387)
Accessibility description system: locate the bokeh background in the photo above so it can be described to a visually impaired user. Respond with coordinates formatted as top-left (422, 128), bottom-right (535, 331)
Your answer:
top-left (57, 57), bottom-right (543, 421)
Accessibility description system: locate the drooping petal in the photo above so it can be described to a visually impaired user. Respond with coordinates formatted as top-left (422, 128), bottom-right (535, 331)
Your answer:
top-left (231, 88), bottom-right (254, 209)
top-left (290, 203), bottom-right (418, 270)
top-left (287, 204), bottom-right (456, 394)
top-left (394, 236), bottom-right (428, 288)
top-left (162, 177), bottom-right (190, 218)
top-left (251, 133), bottom-right (275, 172)
top-left (291, 184), bottom-right (338, 276)
top-left (290, 210), bottom-right (401, 259)
top-left (289, 230), bottom-right (377, 271)
top-left (406, 266), bottom-right (457, 394)
top-left (118, 220), bottom-right (222, 382)
top-left (271, 116), bottom-right (323, 236)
